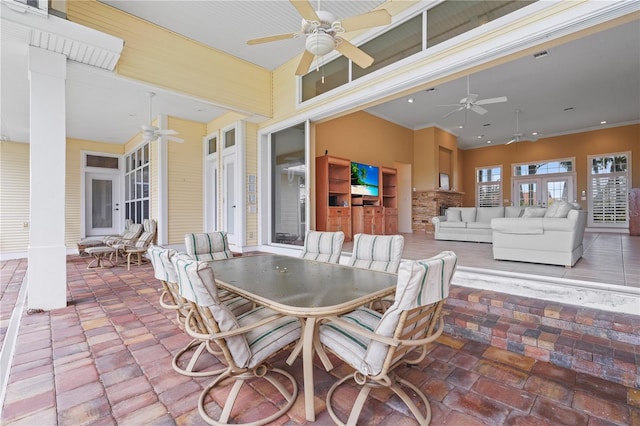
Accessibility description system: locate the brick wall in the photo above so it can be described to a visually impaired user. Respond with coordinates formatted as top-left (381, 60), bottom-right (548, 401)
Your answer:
top-left (443, 285), bottom-right (640, 388)
top-left (412, 190), bottom-right (463, 233)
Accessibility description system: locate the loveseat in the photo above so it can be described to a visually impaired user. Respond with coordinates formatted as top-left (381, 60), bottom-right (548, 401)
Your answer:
top-left (491, 203), bottom-right (587, 267)
top-left (432, 206), bottom-right (525, 243)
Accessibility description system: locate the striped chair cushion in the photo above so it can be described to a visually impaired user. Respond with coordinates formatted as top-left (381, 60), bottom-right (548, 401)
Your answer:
top-left (318, 307), bottom-right (382, 375)
top-left (236, 306), bottom-right (301, 368)
top-left (147, 246), bottom-right (166, 281)
top-left (120, 223), bottom-right (143, 241)
top-left (300, 230), bottom-right (345, 263)
top-left (133, 231), bottom-right (154, 248)
top-left (185, 232), bottom-right (232, 261)
top-left (172, 254), bottom-right (252, 366)
top-left (347, 234), bottom-right (404, 273)
top-left (320, 251), bottom-right (457, 376)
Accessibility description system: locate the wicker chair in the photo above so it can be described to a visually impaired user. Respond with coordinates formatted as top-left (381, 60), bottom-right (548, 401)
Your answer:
top-left (317, 251), bottom-right (457, 426)
top-left (171, 254), bottom-right (301, 425)
top-left (184, 232), bottom-right (233, 261)
top-left (300, 230), bottom-right (345, 263)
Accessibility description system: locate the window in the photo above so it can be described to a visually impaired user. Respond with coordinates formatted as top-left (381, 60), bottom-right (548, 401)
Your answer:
top-left (588, 153), bottom-right (630, 228)
top-left (512, 158), bottom-right (575, 207)
top-left (353, 15), bottom-right (423, 80)
top-left (86, 154), bottom-right (119, 169)
top-left (224, 128), bottom-right (235, 148)
top-left (207, 135), bottom-right (217, 155)
top-left (300, 0), bottom-right (536, 101)
top-left (124, 143), bottom-right (150, 224)
top-left (476, 166), bottom-right (501, 207)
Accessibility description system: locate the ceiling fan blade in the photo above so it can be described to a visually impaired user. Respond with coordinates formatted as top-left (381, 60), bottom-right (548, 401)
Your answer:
top-left (506, 138), bottom-right (516, 145)
top-left (141, 124), bottom-right (158, 132)
top-left (247, 33), bottom-right (297, 45)
top-left (465, 93), bottom-right (479, 104)
top-left (295, 50), bottom-right (315, 76)
top-left (470, 105), bottom-right (488, 115)
top-left (475, 96), bottom-right (508, 105)
top-left (165, 135), bottom-right (184, 143)
top-left (443, 106), bottom-right (465, 118)
top-left (341, 10), bottom-right (391, 32)
top-left (290, 0), bottom-right (319, 22)
top-left (157, 129), bottom-right (178, 136)
top-left (336, 39), bottom-right (374, 69)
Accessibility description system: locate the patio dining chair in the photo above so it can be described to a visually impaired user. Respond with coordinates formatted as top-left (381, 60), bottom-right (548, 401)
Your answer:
top-left (149, 247), bottom-right (252, 377)
top-left (317, 251), bottom-right (457, 426)
top-left (300, 230), bottom-right (345, 263)
top-left (171, 254), bottom-right (301, 425)
top-left (77, 219), bottom-right (134, 255)
top-left (347, 233), bottom-right (404, 273)
top-left (184, 231), bottom-right (233, 261)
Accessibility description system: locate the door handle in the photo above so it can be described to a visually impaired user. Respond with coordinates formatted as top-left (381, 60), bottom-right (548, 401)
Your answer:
top-left (114, 208), bottom-right (119, 211)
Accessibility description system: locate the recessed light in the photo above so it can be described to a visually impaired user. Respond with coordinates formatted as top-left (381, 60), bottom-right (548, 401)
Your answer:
top-left (532, 132), bottom-right (538, 136)
top-left (600, 120), bottom-right (607, 124)
top-left (486, 140), bottom-right (492, 144)
top-left (458, 125), bottom-right (464, 129)
top-left (407, 98), bottom-right (414, 103)
top-left (477, 135), bottom-right (484, 139)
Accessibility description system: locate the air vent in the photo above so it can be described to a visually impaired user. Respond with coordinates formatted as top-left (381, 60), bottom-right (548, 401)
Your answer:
top-left (533, 50), bottom-right (549, 59)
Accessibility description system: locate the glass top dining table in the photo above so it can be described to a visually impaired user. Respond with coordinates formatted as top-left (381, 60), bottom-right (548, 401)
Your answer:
top-left (209, 253), bottom-right (397, 421)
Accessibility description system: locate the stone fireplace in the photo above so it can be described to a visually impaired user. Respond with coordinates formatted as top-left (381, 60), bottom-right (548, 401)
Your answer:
top-left (412, 189), bottom-right (464, 233)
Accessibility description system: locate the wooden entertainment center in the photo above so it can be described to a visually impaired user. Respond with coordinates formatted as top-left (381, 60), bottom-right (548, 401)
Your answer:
top-left (316, 155), bottom-right (397, 241)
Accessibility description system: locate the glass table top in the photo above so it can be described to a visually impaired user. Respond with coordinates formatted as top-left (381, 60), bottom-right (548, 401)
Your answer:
top-left (209, 254), bottom-right (397, 316)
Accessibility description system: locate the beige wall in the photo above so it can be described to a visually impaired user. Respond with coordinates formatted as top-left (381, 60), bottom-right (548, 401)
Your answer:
top-left (0, 142), bottom-right (30, 255)
top-left (315, 111), bottom-right (414, 167)
top-left (67, 0), bottom-right (271, 118)
top-left (461, 124), bottom-right (640, 206)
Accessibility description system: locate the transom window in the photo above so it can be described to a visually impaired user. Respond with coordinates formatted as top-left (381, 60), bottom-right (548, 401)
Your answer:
top-left (514, 159), bottom-right (573, 176)
top-left (476, 165), bottom-right (502, 207)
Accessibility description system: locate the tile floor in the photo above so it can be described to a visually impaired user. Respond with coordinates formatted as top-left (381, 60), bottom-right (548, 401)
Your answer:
top-left (1, 233), bottom-right (639, 425)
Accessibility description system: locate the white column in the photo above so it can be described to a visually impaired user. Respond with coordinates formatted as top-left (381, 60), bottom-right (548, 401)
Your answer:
top-left (27, 46), bottom-right (67, 310)
top-left (157, 115), bottom-right (168, 245)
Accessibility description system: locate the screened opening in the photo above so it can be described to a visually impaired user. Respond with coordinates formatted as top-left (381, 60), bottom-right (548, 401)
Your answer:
top-left (301, 56), bottom-right (349, 102)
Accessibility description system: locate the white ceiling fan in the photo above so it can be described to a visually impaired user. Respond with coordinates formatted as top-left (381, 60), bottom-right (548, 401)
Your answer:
top-left (506, 109), bottom-right (538, 145)
top-left (440, 75), bottom-right (508, 118)
top-left (141, 92), bottom-right (184, 143)
top-left (247, 0), bottom-right (391, 75)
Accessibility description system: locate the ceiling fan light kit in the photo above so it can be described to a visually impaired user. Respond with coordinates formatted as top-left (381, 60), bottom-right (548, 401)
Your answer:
top-left (141, 92), bottom-right (184, 143)
top-left (246, 0), bottom-right (390, 75)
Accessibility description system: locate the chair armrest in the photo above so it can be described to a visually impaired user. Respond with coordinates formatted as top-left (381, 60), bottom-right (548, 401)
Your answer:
top-left (185, 309), bottom-right (289, 341)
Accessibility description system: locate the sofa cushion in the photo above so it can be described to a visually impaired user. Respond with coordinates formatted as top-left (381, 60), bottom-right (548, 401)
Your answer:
top-left (476, 207), bottom-right (505, 223)
top-left (505, 206), bottom-right (525, 218)
top-left (456, 207), bottom-right (477, 223)
top-left (491, 218), bottom-right (544, 234)
top-left (440, 221), bottom-right (467, 229)
top-left (523, 207), bottom-right (546, 218)
top-left (545, 201), bottom-right (573, 218)
top-left (467, 222), bottom-right (491, 229)
top-left (445, 209), bottom-right (462, 222)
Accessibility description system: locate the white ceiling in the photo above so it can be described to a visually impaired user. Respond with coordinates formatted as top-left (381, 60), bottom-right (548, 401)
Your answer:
top-left (1, 1), bottom-right (639, 148)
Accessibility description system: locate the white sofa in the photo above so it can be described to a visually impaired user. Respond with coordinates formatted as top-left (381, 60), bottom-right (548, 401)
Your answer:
top-left (491, 204), bottom-right (588, 267)
top-left (432, 206), bottom-right (525, 243)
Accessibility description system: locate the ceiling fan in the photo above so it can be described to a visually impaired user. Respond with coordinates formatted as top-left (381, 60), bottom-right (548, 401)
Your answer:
top-left (506, 109), bottom-right (538, 145)
top-left (440, 75), bottom-right (508, 118)
top-left (141, 92), bottom-right (184, 143)
top-left (246, 0), bottom-right (391, 75)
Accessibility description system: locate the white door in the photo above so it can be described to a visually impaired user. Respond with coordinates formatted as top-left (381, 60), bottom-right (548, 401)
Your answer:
top-left (85, 172), bottom-right (120, 236)
top-left (513, 176), bottom-right (574, 207)
top-left (222, 154), bottom-right (237, 244)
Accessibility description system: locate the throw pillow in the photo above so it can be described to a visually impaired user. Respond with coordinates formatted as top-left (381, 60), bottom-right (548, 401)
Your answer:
top-left (544, 202), bottom-right (560, 218)
top-left (547, 201), bottom-right (573, 218)
top-left (522, 207), bottom-right (546, 218)
top-left (445, 209), bottom-right (462, 222)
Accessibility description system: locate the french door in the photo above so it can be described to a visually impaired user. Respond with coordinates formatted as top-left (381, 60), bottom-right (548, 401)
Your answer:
top-left (513, 176), bottom-right (574, 207)
top-left (85, 172), bottom-right (120, 236)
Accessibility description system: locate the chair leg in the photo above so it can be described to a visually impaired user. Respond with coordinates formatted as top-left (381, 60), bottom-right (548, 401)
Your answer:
top-left (198, 366), bottom-right (297, 426)
top-left (172, 339), bottom-right (227, 377)
top-left (326, 373), bottom-right (432, 426)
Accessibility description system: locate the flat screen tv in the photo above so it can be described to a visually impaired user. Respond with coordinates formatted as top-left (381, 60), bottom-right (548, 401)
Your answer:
top-left (351, 161), bottom-right (379, 197)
